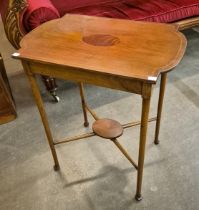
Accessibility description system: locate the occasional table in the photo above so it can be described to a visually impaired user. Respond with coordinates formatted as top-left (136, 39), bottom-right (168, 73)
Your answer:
top-left (13, 15), bottom-right (186, 200)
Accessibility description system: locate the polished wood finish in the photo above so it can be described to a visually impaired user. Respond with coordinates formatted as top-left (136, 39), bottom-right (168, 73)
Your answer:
top-left (154, 73), bottom-right (167, 145)
top-left (123, 117), bottom-right (156, 129)
top-left (1, 1), bottom-right (198, 49)
top-left (135, 94), bottom-right (152, 201)
top-left (22, 62), bottom-right (60, 171)
top-left (112, 138), bottom-right (138, 169)
top-left (54, 118), bottom-right (157, 146)
top-left (0, 54), bottom-right (16, 124)
top-left (15, 15), bottom-right (187, 200)
top-left (55, 132), bottom-right (95, 145)
top-left (85, 103), bottom-right (99, 120)
top-left (78, 83), bottom-right (89, 127)
top-left (176, 16), bottom-right (199, 31)
top-left (18, 15), bottom-right (186, 83)
top-left (1, 1), bottom-right (198, 102)
top-left (82, 34), bottom-right (120, 46)
top-left (92, 119), bottom-right (123, 139)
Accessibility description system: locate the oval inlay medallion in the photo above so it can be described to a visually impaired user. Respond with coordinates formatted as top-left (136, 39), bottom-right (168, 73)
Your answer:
top-left (82, 34), bottom-right (120, 46)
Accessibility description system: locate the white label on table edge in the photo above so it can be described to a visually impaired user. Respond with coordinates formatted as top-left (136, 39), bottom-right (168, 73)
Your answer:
top-left (12, 53), bottom-right (20, 57)
top-left (148, 76), bottom-right (157, 81)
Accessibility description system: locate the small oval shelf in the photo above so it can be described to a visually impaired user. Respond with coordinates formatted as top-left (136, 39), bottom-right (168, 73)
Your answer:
top-left (92, 118), bottom-right (123, 139)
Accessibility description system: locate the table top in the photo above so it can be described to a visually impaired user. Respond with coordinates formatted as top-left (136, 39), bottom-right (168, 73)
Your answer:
top-left (15, 15), bottom-right (187, 83)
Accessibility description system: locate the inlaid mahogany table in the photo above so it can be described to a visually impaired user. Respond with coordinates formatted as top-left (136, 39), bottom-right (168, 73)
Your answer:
top-left (13, 15), bottom-right (186, 201)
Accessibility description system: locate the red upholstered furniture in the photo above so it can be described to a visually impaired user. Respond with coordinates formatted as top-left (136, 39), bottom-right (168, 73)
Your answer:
top-left (1, 0), bottom-right (199, 101)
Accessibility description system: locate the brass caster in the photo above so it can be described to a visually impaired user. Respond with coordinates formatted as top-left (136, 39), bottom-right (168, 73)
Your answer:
top-left (53, 164), bottom-right (60, 171)
top-left (135, 194), bottom-right (143, 201)
top-left (84, 121), bottom-right (89, 127)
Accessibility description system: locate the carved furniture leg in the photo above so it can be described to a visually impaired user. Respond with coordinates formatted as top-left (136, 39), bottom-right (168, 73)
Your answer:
top-left (24, 64), bottom-right (60, 170)
top-left (78, 82), bottom-right (89, 127)
top-left (154, 73), bottom-right (167, 145)
top-left (135, 91), bottom-right (152, 201)
top-left (42, 76), bottom-right (59, 102)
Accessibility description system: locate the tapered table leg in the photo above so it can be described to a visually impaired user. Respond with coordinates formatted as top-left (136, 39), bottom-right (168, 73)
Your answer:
top-left (154, 73), bottom-right (167, 145)
top-left (78, 82), bottom-right (89, 127)
top-left (135, 94), bottom-right (151, 201)
top-left (23, 63), bottom-right (60, 170)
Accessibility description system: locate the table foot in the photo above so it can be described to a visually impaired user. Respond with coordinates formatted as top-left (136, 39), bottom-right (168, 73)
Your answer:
top-left (154, 139), bottom-right (160, 145)
top-left (84, 121), bottom-right (89, 127)
top-left (135, 194), bottom-right (143, 201)
top-left (53, 164), bottom-right (60, 171)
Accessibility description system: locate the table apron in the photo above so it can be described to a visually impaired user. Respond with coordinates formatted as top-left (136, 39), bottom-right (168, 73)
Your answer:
top-left (24, 61), bottom-right (153, 96)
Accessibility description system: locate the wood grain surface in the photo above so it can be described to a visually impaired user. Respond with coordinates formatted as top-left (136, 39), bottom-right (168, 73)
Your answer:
top-left (92, 119), bottom-right (123, 139)
top-left (16, 15), bottom-right (187, 83)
